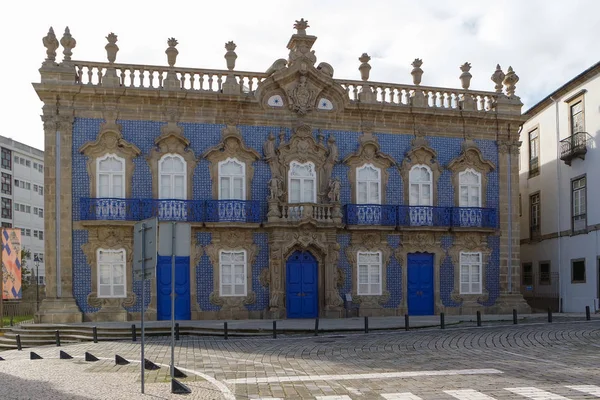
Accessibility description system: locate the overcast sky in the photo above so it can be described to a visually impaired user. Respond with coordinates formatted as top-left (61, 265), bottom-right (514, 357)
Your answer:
top-left (1, 0), bottom-right (599, 150)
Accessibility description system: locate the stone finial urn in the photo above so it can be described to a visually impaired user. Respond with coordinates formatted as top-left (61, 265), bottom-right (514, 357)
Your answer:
top-left (165, 38), bottom-right (179, 67)
top-left (60, 27), bottom-right (76, 62)
top-left (105, 33), bottom-right (119, 64)
top-left (503, 66), bottom-right (519, 97)
top-left (459, 62), bottom-right (472, 90)
top-left (490, 64), bottom-right (505, 93)
top-left (293, 18), bottom-right (309, 35)
top-left (411, 58), bottom-right (423, 85)
top-left (359, 53), bottom-right (371, 81)
top-left (42, 27), bottom-right (59, 64)
top-left (225, 41), bottom-right (237, 71)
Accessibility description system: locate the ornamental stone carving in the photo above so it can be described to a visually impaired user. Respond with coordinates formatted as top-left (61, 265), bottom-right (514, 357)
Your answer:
top-left (400, 134), bottom-right (442, 206)
top-left (203, 121), bottom-right (260, 200)
top-left (81, 226), bottom-right (135, 320)
top-left (147, 117), bottom-right (197, 199)
top-left (394, 232), bottom-right (445, 314)
top-left (42, 27), bottom-right (59, 66)
top-left (344, 125), bottom-right (395, 203)
top-left (204, 230), bottom-right (258, 311)
top-left (447, 137), bottom-right (495, 207)
top-left (288, 73), bottom-right (316, 115)
top-left (345, 232), bottom-right (392, 309)
top-left (79, 110), bottom-right (141, 199)
top-left (448, 232), bottom-right (492, 304)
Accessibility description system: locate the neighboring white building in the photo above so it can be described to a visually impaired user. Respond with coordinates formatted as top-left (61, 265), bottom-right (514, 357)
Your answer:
top-left (519, 61), bottom-right (599, 313)
top-left (0, 135), bottom-right (45, 284)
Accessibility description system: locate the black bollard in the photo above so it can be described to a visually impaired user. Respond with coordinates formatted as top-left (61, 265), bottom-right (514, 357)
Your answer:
top-left (548, 308), bottom-right (552, 323)
top-left (513, 309), bottom-right (518, 325)
top-left (440, 312), bottom-right (445, 329)
top-left (55, 330), bottom-right (61, 347)
top-left (131, 324), bottom-right (136, 342)
top-left (586, 306), bottom-right (591, 321)
top-left (175, 323), bottom-right (180, 341)
top-left (224, 322), bottom-right (228, 340)
top-left (364, 316), bottom-right (369, 334)
top-left (314, 318), bottom-right (319, 336)
top-left (476, 311), bottom-right (482, 327)
top-left (405, 314), bottom-right (409, 331)
top-left (93, 326), bottom-right (98, 343)
top-left (16, 334), bottom-right (22, 351)
top-left (272, 321), bottom-right (277, 339)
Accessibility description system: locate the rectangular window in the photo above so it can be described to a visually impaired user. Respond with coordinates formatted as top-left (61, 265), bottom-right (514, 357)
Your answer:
top-left (357, 251), bottom-right (382, 295)
top-left (572, 176), bottom-right (586, 231)
top-left (39, 186), bottom-right (44, 196)
top-left (530, 193), bottom-right (540, 238)
top-left (24, 228), bottom-right (30, 237)
top-left (1, 197), bottom-right (11, 219)
top-left (25, 182), bottom-right (30, 190)
top-left (1, 148), bottom-right (11, 170)
top-left (220, 250), bottom-right (247, 296)
top-left (570, 100), bottom-right (585, 134)
top-left (1, 222), bottom-right (11, 228)
top-left (572, 259), bottom-right (586, 283)
top-left (33, 184), bottom-right (38, 192)
top-left (13, 156), bottom-right (19, 165)
top-left (460, 252), bottom-right (482, 294)
top-left (33, 207), bottom-right (38, 215)
top-left (528, 128), bottom-right (539, 177)
top-left (25, 160), bottom-right (30, 167)
top-left (539, 261), bottom-right (551, 285)
top-left (522, 262), bottom-right (533, 286)
top-left (38, 164), bottom-right (43, 173)
top-left (38, 208), bottom-right (43, 218)
top-left (19, 158), bottom-right (24, 165)
top-left (1, 173), bottom-right (11, 195)
top-left (33, 230), bottom-right (38, 238)
top-left (19, 204), bottom-right (25, 212)
top-left (98, 249), bottom-right (126, 298)
top-left (14, 179), bottom-right (19, 187)
top-left (39, 231), bottom-right (43, 240)
top-left (25, 205), bottom-right (31, 213)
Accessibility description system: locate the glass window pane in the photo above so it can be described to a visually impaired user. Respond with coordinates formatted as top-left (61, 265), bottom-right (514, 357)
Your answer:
top-left (304, 180), bottom-right (314, 202)
top-left (234, 284), bottom-right (245, 295)
top-left (359, 283), bottom-right (369, 294)
top-left (220, 177), bottom-right (230, 199)
top-left (221, 284), bottom-right (231, 295)
top-left (290, 179), bottom-right (301, 203)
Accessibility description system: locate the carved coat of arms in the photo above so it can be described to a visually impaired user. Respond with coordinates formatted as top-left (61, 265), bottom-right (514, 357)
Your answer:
top-left (288, 75), bottom-right (315, 115)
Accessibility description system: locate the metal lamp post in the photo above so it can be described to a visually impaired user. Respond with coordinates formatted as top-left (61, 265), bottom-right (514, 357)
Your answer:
top-left (34, 255), bottom-right (39, 312)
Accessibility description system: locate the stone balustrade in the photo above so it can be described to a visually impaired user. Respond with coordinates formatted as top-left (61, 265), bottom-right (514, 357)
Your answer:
top-left (278, 203), bottom-right (338, 223)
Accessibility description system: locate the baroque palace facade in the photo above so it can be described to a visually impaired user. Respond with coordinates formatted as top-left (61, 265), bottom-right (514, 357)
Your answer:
top-left (34, 20), bottom-right (529, 323)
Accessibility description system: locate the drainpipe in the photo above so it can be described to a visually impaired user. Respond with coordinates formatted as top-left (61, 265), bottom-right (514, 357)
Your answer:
top-left (550, 95), bottom-right (562, 312)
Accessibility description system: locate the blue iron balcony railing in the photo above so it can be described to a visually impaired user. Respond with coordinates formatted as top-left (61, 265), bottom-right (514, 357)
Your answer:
top-left (140, 199), bottom-right (204, 222)
top-left (80, 198), bottom-right (143, 221)
top-left (398, 206), bottom-right (452, 227)
top-left (205, 199), bottom-right (261, 223)
top-left (451, 207), bottom-right (498, 229)
top-left (344, 204), bottom-right (397, 226)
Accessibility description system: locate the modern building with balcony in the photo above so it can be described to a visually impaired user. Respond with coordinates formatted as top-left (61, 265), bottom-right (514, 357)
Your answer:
top-left (519, 61), bottom-right (599, 313)
top-left (34, 21), bottom-right (528, 323)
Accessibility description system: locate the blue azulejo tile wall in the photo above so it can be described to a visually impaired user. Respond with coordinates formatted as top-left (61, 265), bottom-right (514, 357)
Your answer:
top-left (481, 235), bottom-right (500, 306)
top-left (385, 235), bottom-right (402, 308)
top-left (72, 229), bottom-right (98, 314)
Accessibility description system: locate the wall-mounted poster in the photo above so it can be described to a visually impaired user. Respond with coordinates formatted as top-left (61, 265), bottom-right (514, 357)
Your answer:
top-left (1, 228), bottom-right (22, 300)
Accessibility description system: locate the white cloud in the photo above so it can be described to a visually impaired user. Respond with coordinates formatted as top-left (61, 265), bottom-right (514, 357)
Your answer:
top-left (1, 0), bottom-right (598, 150)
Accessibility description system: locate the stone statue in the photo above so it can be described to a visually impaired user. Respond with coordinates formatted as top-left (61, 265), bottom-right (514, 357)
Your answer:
top-left (268, 177), bottom-right (283, 200)
top-left (263, 131), bottom-right (276, 160)
top-left (328, 179), bottom-right (341, 203)
top-left (326, 135), bottom-right (339, 164)
top-left (278, 131), bottom-right (287, 149)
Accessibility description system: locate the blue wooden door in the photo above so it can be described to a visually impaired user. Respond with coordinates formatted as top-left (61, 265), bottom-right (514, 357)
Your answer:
top-left (156, 255), bottom-right (191, 320)
top-left (286, 251), bottom-right (318, 318)
top-left (407, 253), bottom-right (434, 316)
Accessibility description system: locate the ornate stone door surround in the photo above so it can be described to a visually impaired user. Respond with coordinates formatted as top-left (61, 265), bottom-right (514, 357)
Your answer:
top-left (394, 232), bottom-right (446, 315)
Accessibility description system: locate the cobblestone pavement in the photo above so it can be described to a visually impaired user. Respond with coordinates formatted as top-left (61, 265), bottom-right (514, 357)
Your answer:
top-left (1, 320), bottom-right (600, 399)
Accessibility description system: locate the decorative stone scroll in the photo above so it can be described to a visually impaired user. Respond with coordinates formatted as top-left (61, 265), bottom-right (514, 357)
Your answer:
top-left (345, 232), bottom-right (392, 308)
top-left (400, 134), bottom-right (442, 205)
top-left (448, 232), bottom-right (492, 304)
top-left (79, 109), bottom-right (141, 198)
top-left (204, 231), bottom-right (258, 311)
top-left (204, 120), bottom-right (260, 200)
top-left (447, 137), bottom-right (495, 206)
top-left (81, 226), bottom-right (135, 319)
top-left (344, 124), bottom-right (395, 203)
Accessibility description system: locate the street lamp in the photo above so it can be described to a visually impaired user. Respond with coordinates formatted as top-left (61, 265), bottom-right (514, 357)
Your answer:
top-left (34, 254), bottom-right (39, 312)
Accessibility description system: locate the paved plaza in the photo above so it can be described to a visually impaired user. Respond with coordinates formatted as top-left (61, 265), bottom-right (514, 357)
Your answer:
top-left (1, 319), bottom-right (600, 399)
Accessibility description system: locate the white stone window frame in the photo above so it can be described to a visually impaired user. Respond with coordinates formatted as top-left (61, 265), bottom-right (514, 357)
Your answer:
top-left (409, 164), bottom-right (433, 206)
top-left (96, 153), bottom-right (126, 199)
top-left (459, 251), bottom-right (482, 295)
top-left (97, 248), bottom-right (127, 299)
top-left (357, 251), bottom-right (383, 296)
top-left (458, 168), bottom-right (482, 207)
top-left (158, 153), bottom-right (187, 200)
top-left (219, 249), bottom-right (248, 297)
top-left (288, 160), bottom-right (317, 203)
top-left (218, 157), bottom-right (246, 200)
top-left (356, 163), bottom-right (382, 205)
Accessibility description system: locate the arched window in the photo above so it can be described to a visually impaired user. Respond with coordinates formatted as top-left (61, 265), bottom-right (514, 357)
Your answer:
top-left (97, 248), bottom-right (126, 298)
top-left (218, 158), bottom-right (245, 200)
top-left (96, 154), bottom-right (125, 198)
top-left (159, 154), bottom-right (186, 199)
top-left (357, 164), bottom-right (381, 204)
top-left (459, 169), bottom-right (481, 207)
top-left (409, 165), bottom-right (432, 206)
top-left (288, 161), bottom-right (316, 203)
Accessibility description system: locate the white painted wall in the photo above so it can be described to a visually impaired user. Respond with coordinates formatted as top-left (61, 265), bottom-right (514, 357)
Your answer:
top-left (519, 70), bottom-right (600, 312)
